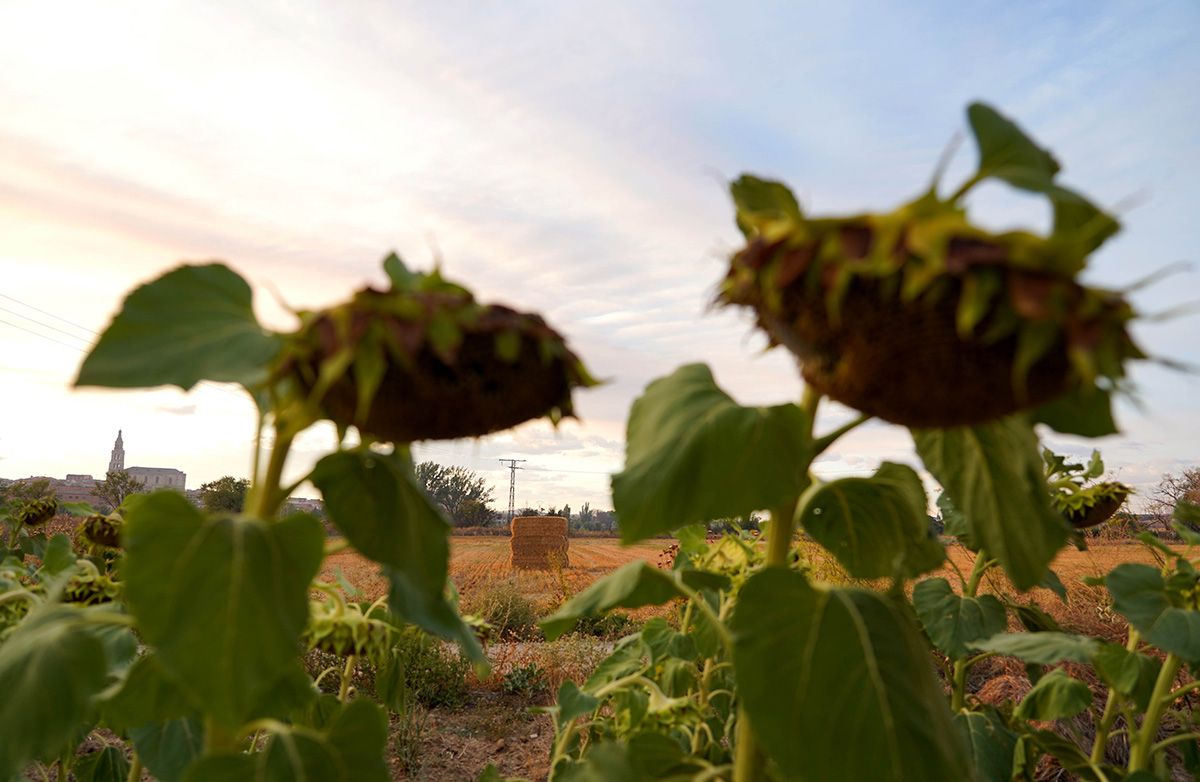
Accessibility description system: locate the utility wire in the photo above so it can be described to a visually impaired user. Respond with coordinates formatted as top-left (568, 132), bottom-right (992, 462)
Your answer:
top-left (0, 317), bottom-right (87, 352)
top-left (0, 304), bottom-right (94, 344)
top-left (0, 293), bottom-right (99, 335)
top-left (0, 311), bottom-right (252, 407)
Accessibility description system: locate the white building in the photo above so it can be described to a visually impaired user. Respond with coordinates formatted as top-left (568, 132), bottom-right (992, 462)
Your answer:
top-left (108, 431), bottom-right (186, 491)
top-left (127, 466), bottom-right (186, 491)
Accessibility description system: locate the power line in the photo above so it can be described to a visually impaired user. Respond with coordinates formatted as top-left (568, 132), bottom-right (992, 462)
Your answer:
top-left (0, 305), bottom-right (93, 344)
top-left (0, 293), bottom-right (99, 335)
top-left (524, 466), bottom-right (616, 475)
top-left (0, 317), bottom-right (87, 352)
top-left (0, 311), bottom-right (253, 408)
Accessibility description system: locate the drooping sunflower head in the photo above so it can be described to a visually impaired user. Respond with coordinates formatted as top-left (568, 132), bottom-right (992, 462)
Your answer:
top-left (718, 103), bottom-right (1144, 430)
top-left (279, 254), bottom-right (597, 442)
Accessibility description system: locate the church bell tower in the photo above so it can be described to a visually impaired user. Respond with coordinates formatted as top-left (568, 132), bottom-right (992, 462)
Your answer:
top-left (108, 430), bottom-right (125, 474)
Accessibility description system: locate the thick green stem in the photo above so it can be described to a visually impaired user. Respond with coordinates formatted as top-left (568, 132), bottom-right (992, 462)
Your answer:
top-left (677, 583), bottom-right (733, 654)
top-left (951, 661), bottom-right (970, 712)
top-left (204, 718), bottom-right (237, 755)
top-left (766, 504), bottom-right (797, 569)
top-left (733, 386), bottom-right (823, 782)
top-left (951, 549), bottom-right (992, 711)
top-left (1128, 653), bottom-right (1182, 771)
top-left (811, 413), bottom-right (870, 457)
top-left (126, 753), bottom-right (143, 782)
top-left (339, 655), bottom-right (357, 702)
top-left (250, 430), bottom-right (295, 520)
top-left (733, 708), bottom-right (765, 782)
top-left (1091, 629), bottom-right (1140, 764)
top-left (949, 171), bottom-right (986, 203)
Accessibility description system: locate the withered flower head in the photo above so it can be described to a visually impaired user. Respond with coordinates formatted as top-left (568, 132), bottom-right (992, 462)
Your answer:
top-left (280, 254), bottom-right (597, 442)
top-left (718, 104), bottom-right (1143, 429)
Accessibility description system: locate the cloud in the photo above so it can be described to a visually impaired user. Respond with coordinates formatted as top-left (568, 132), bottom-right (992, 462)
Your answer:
top-left (1, 1), bottom-right (1196, 514)
top-left (154, 403), bottom-right (197, 416)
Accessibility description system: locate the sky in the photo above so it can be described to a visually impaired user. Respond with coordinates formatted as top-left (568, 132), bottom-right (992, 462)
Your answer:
top-left (1, 1), bottom-right (1197, 513)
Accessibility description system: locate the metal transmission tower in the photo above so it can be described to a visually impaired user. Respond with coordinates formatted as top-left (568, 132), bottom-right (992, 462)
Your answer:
top-left (498, 459), bottom-right (526, 524)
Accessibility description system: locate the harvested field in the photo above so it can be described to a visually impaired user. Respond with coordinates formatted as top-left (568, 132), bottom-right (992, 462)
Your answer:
top-left (323, 536), bottom-right (667, 609)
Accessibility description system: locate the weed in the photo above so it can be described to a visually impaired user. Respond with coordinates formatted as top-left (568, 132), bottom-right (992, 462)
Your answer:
top-left (463, 578), bottom-right (541, 640)
top-left (569, 611), bottom-right (634, 639)
top-left (501, 663), bottom-right (547, 699)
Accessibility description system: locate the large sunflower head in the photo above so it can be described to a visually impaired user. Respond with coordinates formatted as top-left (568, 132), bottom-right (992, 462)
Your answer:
top-left (279, 254), bottom-right (597, 442)
top-left (718, 103), bottom-right (1144, 429)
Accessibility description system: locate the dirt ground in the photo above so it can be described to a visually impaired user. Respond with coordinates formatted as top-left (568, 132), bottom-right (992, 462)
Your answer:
top-left (321, 536), bottom-right (1169, 781)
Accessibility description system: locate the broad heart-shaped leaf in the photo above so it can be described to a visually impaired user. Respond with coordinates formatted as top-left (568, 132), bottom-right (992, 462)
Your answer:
top-left (913, 577), bottom-right (1007, 660)
top-left (612, 364), bottom-right (809, 543)
top-left (74, 745), bottom-right (130, 782)
top-left (310, 449), bottom-right (484, 664)
top-left (1014, 668), bottom-right (1091, 721)
top-left (731, 570), bottom-right (970, 781)
top-left (1176, 500), bottom-right (1200, 532)
top-left (913, 416), bottom-right (1070, 590)
top-left (799, 462), bottom-right (945, 579)
top-left (131, 718), bottom-right (204, 782)
top-left (39, 532), bottom-right (76, 576)
top-left (75, 263), bottom-right (282, 391)
top-left (541, 562), bottom-right (688, 641)
top-left (966, 102), bottom-right (1060, 192)
top-left (182, 699), bottom-right (389, 782)
top-left (0, 606), bottom-right (111, 779)
top-left (971, 632), bottom-right (1099, 663)
top-left (556, 733), bottom-right (694, 782)
top-left (955, 709), bottom-right (1017, 782)
top-left (552, 680), bottom-right (601, 730)
top-left (1040, 569), bottom-right (1068, 602)
top-left (1034, 386), bottom-right (1119, 438)
top-left (100, 653), bottom-right (193, 731)
top-left (938, 492), bottom-right (976, 549)
top-left (1106, 563), bottom-right (1200, 662)
top-left (121, 491), bottom-right (324, 728)
top-left (1093, 643), bottom-right (1161, 712)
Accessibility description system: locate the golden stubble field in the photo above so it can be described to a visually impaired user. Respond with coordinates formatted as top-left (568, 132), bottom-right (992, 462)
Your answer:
top-left (322, 535), bottom-right (1167, 623)
top-left (323, 537), bottom-right (668, 607)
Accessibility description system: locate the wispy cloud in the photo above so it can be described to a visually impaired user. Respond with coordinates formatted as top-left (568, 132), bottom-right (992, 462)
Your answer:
top-left (0, 1), bottom-right (1196, 509)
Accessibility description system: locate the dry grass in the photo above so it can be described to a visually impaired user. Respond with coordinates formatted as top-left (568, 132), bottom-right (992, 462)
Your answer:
top-left (323, 537), bottom-right (666, 611)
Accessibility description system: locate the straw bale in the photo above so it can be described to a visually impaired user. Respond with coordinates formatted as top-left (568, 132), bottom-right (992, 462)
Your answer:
top-left (510, 516), bottom-right (569, 569)
top-left (511, 515), bottom-right (568, 537)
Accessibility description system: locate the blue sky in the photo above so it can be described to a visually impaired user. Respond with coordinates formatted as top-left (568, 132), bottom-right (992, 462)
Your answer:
top-left (1, 1), bottom-right (1196, 510)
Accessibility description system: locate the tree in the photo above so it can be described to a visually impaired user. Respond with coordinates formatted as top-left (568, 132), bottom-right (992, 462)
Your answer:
top-left (0, 478), bottom-right (53, 508)
top-left (1149, 467), bottom-right (1200, 532)
top-left (199, 476), bottom-right (250, 513)
top-left (414, 462), bottom-right (498, 527)
top-left (94, 471), bottom-right (146, 512)
top-left (708, 512), bottom-right (762, 534)
top-left (456, 498), bottom-right (496, 527)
